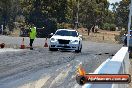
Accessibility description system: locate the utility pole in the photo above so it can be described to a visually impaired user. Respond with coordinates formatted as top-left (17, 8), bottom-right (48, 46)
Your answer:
top-left (75, 0), bottom-right (79, 30)
top-left (1, 25), bottom-right (3, 35)
top-left (127, 0), bottom-right (132, 47)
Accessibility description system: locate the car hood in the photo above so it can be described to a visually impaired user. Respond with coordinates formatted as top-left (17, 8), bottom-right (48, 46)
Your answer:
top-left (51, 35), bottom-right (80, 40)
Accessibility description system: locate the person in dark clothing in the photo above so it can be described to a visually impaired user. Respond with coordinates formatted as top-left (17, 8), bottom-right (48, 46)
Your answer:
top-left (124, 30), bottom-right (132, 46)
top-left (124, 36), bottom-right (127, 46)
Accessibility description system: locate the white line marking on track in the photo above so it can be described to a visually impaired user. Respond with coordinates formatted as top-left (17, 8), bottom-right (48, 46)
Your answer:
top-left (0, 48), bottom-right (23, 53)
top-left (18, 76), bottom-right (51, 88)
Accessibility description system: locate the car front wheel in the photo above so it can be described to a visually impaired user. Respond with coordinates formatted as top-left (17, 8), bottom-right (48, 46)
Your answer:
top-left (75, 44), bottom-right (82, 53)
top-left (49, 47), bottom-right (58, 51)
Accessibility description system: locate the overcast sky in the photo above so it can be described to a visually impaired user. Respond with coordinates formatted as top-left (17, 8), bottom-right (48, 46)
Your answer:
top-left (108, 0), bottom-right (122, 4)
top-left (109, 0), bottom-right (122, 10)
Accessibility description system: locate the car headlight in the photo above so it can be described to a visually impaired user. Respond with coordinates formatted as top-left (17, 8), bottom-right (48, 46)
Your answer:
top-left (71, 40), bottom-right (79, 43)
top-left (50, 38), bottom-right (57, 42)
top-left (51, 38), bottom-right (55, 41)
top-left (74, 40), bottom-right (79, 42)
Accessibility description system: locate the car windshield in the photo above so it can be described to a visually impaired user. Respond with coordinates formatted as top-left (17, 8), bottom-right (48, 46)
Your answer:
top-left (55, 30), bottom-right (78, 37)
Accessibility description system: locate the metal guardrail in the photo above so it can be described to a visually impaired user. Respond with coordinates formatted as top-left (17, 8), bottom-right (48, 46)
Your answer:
top-left (83, 47), bottom-right (130, 88)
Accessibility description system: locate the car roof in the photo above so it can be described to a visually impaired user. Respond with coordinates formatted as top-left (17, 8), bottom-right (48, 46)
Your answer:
top-left (57, 29), bottom-right (76, 31)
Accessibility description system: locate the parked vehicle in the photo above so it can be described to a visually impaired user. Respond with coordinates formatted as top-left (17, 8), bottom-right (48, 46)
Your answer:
top-left (123, 30), bottom-right (132, 47)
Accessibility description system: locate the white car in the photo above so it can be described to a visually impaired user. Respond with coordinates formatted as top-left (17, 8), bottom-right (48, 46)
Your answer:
top-left (49, 29), bottom-right (82, 53)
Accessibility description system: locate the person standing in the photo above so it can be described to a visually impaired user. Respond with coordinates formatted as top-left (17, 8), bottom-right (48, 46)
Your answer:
top-left (29, 24), bottom-right (37, 50)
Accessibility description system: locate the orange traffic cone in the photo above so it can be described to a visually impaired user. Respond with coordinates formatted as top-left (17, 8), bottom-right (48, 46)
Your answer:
top-left (44, 38), bottom-right (48, 47)
top-left (20, 38), bottom-right (25, 49)
top-left (0, 43), bottom-right (5, 48)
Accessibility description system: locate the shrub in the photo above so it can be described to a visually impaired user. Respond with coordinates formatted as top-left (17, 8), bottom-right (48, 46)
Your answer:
top-left (115, 30), bottom-right (126, 43)
top-left (103, 23), bottom-right (110, 30)
top-left (57, 23), bottom-right (73, 29)
top-left (110, 24), bottom-right (116, 31)
top-left (103, 23), bottom-right (116, 31)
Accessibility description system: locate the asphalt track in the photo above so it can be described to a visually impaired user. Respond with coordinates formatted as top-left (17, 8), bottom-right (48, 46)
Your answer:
top-left (0, 36), bottom-right (122, 88)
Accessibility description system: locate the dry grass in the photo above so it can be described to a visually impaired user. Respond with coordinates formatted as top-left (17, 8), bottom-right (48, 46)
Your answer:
top-left (78, 28), bottom-right (120, 44)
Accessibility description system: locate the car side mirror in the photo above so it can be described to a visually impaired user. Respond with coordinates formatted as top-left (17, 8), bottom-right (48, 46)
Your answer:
top-left (50, 33), bottom-right (54, 36)
top-left (79, 35), bottom-right (82, 37)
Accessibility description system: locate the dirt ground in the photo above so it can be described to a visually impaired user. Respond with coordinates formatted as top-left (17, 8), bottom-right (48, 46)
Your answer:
top-left (10, 28), bottom-right (121, 44)
top-left (3, 28), bottom-right (131, 88)
top-left (77, 28), bottom-right (120, 44)
top-left (0, 37), bottom-right (122, 88)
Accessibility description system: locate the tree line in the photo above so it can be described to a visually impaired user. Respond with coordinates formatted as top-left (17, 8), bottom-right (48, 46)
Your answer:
top-left (0, 0), bottom-right (130, 35)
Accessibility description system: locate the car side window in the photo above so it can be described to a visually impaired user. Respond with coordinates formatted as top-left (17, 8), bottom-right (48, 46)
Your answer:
top-left (72, 31), bottom-right (78, 37)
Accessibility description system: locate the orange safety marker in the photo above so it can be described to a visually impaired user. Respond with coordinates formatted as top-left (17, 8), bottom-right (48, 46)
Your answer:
top-left (0, 43), bottom-right (5, 48)
top-left (44, 38), bottom-right (48, 47)
top-left (77, 64), bottom-right (86, 76)
top-left (76, 64), bottom-right (87, 85)
top-left (20, 38), bottom-right (25, 49)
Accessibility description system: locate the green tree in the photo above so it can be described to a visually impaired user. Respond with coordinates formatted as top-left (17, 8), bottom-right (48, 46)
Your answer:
top-left (115, 0), bottom-right (130, 29)
top-left (0, 0), bottom-right (22, 31)
top-left (78, 0), bottom-right (109, 33)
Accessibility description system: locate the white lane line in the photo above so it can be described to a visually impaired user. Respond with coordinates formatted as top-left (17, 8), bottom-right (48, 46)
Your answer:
top-left (18, 76), bottom-right (51, 88)
top-left (34, 76), bottom-right (51, 88)
top-left (49, 67), bottom-right (72, 88)
top-left (74, 84), bottom-right (81, 88)
top-left (0, 48), bottom-right (23, 53)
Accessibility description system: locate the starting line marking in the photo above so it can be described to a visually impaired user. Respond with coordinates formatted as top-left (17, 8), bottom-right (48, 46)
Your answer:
top-left (0, 48), bottom-right (23, 53)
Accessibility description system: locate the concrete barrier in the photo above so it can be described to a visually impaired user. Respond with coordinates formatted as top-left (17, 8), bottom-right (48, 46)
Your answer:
top-left (83, 47), bottom-right (130, 88)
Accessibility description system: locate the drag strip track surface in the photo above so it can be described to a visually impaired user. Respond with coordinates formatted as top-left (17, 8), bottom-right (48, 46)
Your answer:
top-left (0, 41), bottom-right (122, 88)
